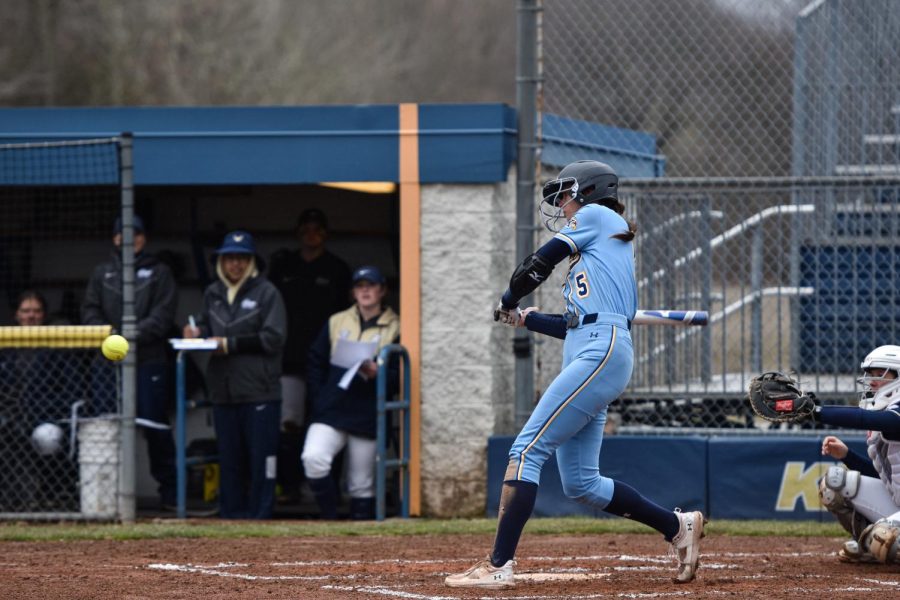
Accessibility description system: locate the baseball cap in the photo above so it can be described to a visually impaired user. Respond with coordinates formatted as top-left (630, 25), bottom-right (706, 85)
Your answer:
top-left (352, 265), bottom-right (386, 285)
top-left (297, 208), bottom-right (328, 230)
top-left (215, 230), bottom-right (257, 255)
top-left (113, 215), bottom-right (145, 234)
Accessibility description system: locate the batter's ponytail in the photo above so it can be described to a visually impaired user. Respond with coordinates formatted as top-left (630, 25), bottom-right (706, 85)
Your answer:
top-left (600, 198), bottom-right (636, 242)
top-left (611, 219), bottom-right (637, 242)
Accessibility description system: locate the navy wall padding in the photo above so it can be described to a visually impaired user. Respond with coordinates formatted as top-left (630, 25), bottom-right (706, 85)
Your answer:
top-left (707, 436), bottom-right (867, 520)
top-left (487, 435), bottom-right (707, 518)
top-left (487, 435), bottom-right (869, 520)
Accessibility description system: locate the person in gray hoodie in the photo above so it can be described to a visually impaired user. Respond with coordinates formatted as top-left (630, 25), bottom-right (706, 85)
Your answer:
top-left (183, 230), bottom-right (286, 519)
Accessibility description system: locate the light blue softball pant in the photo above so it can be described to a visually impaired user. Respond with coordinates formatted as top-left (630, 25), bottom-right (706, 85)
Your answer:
top-left (505, 318), bottom-right (633, 509)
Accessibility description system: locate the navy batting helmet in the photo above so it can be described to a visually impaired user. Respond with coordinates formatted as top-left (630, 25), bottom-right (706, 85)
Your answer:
top-left (542, 160), bottom-right (618, 208)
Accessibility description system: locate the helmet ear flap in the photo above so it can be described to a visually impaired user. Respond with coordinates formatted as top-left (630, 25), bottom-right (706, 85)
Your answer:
top-left (577, 184), bottom-right (595, 204)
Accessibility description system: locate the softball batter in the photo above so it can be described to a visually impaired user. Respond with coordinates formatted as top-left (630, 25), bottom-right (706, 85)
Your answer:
top-left (445, 160), bottom-right (706, 589)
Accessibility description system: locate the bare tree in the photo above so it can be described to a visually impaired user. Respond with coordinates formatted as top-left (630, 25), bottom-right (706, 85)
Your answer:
top-left (0, 0), bottom-right (516, 107)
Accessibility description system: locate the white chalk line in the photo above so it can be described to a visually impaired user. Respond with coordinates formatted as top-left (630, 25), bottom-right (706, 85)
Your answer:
top-left (147, 562), bottom-right (333, 581)
top-left (861, 578), bottom-right (900, 586)
top-left (517, 573), bottom-right (611, 582)
top-left (145, 550), bottom-right (900, 598)
top-left (324, 583), bottom-right (895, 600)
top-left (144, 550), bottom-right (819, 584)
top-left (269, 551), bottom-right (821, 568)
top-left (322, 586), bottom-right (699, 600)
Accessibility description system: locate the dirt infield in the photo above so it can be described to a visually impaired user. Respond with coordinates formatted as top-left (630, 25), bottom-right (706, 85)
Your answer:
top-left (3, 528), bottom-right (900, 599)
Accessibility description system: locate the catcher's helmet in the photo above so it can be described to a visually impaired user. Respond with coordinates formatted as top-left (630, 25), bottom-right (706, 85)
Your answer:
top-left (858, 345), bottom-right (900, 410)
top-left (540, 160), bottom-right (619, 231)
top-left (31, 422), bottom-right (65, 456)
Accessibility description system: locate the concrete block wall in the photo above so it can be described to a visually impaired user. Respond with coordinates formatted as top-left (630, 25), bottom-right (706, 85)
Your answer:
top-left (418, 177), bottom-right (517, 516)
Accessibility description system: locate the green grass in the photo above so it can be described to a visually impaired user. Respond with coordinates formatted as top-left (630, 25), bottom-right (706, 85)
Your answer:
top-left (0, 517), bottom-right (845, 543)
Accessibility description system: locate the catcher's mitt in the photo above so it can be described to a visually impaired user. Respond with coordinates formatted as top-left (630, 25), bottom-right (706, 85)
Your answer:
top-left (747, 371), bottom-right (818, 424)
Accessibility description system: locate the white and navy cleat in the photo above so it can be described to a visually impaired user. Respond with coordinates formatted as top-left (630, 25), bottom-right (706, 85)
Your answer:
top-left (671, 509), bottom-right (707, 583)
top-left (444, 556), bottom-right (516, 589)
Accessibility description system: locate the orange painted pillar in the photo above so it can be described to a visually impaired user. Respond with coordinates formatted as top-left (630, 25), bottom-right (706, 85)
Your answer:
top-left (398, 103), bottom-right (421, 516)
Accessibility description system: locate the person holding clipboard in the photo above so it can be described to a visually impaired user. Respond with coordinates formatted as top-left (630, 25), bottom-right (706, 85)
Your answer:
top-left (182, 230), bottom-right (287, 519)
top-left (301, 265), bottom-right (399, 520)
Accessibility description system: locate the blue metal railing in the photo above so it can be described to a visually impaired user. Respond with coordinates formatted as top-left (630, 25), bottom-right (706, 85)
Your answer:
top-left (174, 349), bottom-right (217, 519)
top-left (375, 343), bottom-right (411, 521)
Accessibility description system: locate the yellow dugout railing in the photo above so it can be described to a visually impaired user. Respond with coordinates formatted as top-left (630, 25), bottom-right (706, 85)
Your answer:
top-left (0, 326), bottom-right (112, 348)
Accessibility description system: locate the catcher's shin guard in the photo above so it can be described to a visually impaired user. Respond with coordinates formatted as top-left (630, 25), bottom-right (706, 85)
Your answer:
top-left (819, 467), bottom-right (869, 538)
top-left (863, 519), bottom-right (900, 564)
top-left (838, 539), bottom-right (879, 563)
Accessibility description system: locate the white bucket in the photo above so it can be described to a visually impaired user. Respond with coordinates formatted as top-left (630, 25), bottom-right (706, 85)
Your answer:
top-left (77, 418), bottom-right (120, 518)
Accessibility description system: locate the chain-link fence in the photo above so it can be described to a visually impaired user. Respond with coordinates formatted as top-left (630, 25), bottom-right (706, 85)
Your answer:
top-left (0, 329), bottom-right (121, 518)
top-left (534, 0), bottom-right (900, 432)
top-left (542, 0), bottom-right (900, 178)
top-left (793, 0), bottom-right (900, 177)
top-left (617, 178), bottom-right (900, 433)
top-left (533, 177), bottom-right (900, 433)
top-left (0, 138), bottom-right (132, 519)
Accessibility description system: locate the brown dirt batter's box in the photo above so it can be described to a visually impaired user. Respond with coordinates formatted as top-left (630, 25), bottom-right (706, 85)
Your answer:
top-left (3, 533), bottom-right (899, 599)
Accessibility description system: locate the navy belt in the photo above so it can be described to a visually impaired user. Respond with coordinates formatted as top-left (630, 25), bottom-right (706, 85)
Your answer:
top-left (565, 312), bottom-right (631, 330)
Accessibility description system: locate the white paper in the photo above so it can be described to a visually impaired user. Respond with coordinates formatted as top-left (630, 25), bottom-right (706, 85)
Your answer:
top-left (331, 338), bottom-right (377, 369)
top-left (338, 360), bottom-right (365, 390)
top-left (168, 338), bottom-right (219, 351)
top-left (136, 417), bottom-right (171, 430)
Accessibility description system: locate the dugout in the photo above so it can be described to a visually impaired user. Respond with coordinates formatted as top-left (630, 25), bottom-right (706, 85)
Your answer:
top-left (0, 103), bottom-right (664, 516)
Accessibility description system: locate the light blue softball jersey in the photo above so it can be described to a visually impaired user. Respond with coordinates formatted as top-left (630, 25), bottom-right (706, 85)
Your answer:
top-left (553, 203), bottom-right (638, 322)
top-left (505, 202), bottom-right (637, 508)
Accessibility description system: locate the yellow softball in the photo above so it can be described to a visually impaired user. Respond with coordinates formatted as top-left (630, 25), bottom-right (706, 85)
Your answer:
top-left (101, 334), bottom-right (129, 362)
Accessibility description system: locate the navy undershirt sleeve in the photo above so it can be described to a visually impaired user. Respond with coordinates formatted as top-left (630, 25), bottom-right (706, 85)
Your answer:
top-left (500, 238), bottom-right (572, 308)
top-left (841, 447), bottom-right (878, 478)
top-left (818, 406), bottom-right (900, 438)
top-left (524, 312), bottom-right (567, 340)
top-left (535, 237), bottom-right (572, 264)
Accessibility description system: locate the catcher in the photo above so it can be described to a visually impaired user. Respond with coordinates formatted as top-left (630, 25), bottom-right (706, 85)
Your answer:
top-left (748, 345), bottom-right (900, 565)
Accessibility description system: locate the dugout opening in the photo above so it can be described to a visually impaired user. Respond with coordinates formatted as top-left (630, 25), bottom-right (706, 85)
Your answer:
top-left (0, 183), bottom-right (400, 326)
top-left (0, 180), bottom-right (403, 517)
top-left (135, 182), bottom-right (402, 515)
top-left (134, 183), bottom-right (401, 322)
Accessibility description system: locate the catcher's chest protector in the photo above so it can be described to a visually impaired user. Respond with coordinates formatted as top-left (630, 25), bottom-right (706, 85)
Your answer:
top-left (867, 431), bottom-right (900, 505)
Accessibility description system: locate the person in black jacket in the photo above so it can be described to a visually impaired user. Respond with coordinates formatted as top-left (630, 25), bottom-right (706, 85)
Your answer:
top-left (183, 230), bottom-right (287, 519)
top-left (268, 208), bottom-right (351, 502)
top-left (301, 266), bottom-right (399, 520)
top-left (82, 215), bottom-right (177, 510)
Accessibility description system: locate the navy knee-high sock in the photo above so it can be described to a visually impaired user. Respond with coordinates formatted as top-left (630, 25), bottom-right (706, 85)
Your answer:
top-left (490, 480), bottom-right (538, 567)
top-left (603, 480), bottom-right (679, 541)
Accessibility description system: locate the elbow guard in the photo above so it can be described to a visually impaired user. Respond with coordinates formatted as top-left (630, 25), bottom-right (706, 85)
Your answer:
top-left (509, 252), bottom-right (554, 301)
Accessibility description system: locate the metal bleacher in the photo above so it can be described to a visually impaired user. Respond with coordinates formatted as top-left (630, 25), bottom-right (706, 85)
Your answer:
top-left (799, 102), bottom-right (900, 373)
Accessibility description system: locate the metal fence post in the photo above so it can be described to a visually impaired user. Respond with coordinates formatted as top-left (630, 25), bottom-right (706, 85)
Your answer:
top-left (170, 343), bottom-right (217, 519)
top-left (701, 197), bottom-right (713, 382)
top-left (175, 351), bottom-right (187, 519)
top-left (750, 225), bottom-right (763, 373)
top-left (514, 0), bottom-right (541, 430)
top-left (117, 132), bottom-right (136, 524)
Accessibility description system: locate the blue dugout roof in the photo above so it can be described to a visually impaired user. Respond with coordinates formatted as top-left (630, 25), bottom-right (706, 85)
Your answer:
top-left (0, 104), bottom-right (662, 185)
